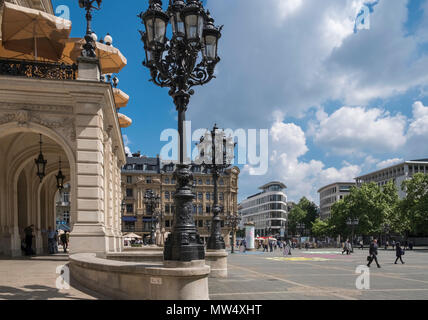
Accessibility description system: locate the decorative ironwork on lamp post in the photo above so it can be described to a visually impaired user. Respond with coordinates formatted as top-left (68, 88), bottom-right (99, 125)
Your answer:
top-left (225, 213), bottom-right (241, 254)
top-left (78, 0), bottom-right (102, 58)
top-left (197, 125), bottom-right (235, 250)
top-left (144, 190), bottom-right (161, 245)
top-left (139, 0), bottom-right (222, 261)
top-left (34, 134), bottom-right (47, 182)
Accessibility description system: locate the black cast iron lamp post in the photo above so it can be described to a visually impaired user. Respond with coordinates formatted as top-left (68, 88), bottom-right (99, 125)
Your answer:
top-left (198, 125), bottom-right (235, 250)
top-left (79, 0), bottom-right (102, 58)
top-left (56, 158), bottom-right (66, 191)
top-left (225, 213), bottom-right (241, 254)
top-left (139, 0), bottom-right (222, 261)
top-left (144, 190), bottom-right (161, 246)
top-left (34, 134), bottom-right (47, 182)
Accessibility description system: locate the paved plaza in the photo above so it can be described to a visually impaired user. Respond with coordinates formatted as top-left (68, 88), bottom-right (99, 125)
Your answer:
top-left (1, 248), bottom-right (428, 300)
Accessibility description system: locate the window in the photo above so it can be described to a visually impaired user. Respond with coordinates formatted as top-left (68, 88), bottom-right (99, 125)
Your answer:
top-left (206, 179), bottom-right (211, 185)
top-left (171, 178), bottom-right (176, 185)
top-left (198, 179), bottom-right (203, 185)
top-left (198, 192), bottom-right (203, 201)
top-left (198, 220), bottom-right (203, 228)
top-left (127, 176), bottom-right (132, 184)
top-left (206, 193), bottom-right (211, 201)
top-left (219, 179), bottom-right (224, 185)
top-left (193, 205), bottom-right (197, 214)
top-left (206, 205), bottom-right (211, 213)
top-left (219, 193), bottom-right (224, 201)
top-left (165, 220), bottom-right (170, 228)
top-left (126, 188), bottom-right (133, 198)
top-left (165, 191), bottom-right (170, 200)
top-left (146, 177), bottom-right (152, 184)
top-left (165, 204), bottom-right (170, 214)
top-left (165, 177), bottom-right (170, 184)
top-left (126, 204), bottom-right (133, 214)
top-left (198, 205), bottom-right (203, 214)
top-left (123, 221), bottom-right (135, 232)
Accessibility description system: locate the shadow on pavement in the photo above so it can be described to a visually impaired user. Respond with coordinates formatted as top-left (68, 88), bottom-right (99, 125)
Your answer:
top-left (0, 285), bottom-right (83, 300)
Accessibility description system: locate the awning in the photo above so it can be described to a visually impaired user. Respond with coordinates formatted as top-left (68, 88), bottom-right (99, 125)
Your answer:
top-left (1, 2), bottom-right (72, 60)
top-left (122, 216), bottom-right (137, 222)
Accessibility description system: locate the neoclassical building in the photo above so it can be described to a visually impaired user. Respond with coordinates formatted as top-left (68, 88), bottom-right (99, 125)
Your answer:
top-left (0, 0), bottom-right (129, 256)
top-left (121, 155), bottom-right (240, 247)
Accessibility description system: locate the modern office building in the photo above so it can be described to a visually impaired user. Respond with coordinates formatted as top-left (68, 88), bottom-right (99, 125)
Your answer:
top-left (318, 182), bottom-right (356, 220)
top-left (121, 154), bottom-right (240, 246)
top-left (355, 159), bottom-right (428, 199)
top-left (239, 182), bottom-right (288, 237)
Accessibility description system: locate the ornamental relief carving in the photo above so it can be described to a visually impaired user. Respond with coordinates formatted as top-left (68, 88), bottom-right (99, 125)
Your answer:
top-left (0, 110), bottom-right (76, 141)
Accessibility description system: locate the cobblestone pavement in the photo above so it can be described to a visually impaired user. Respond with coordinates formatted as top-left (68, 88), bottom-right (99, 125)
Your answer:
top-left (1, 248), bottom-right (428, 300)
top-left (209, 248), bottom-right (428, 300)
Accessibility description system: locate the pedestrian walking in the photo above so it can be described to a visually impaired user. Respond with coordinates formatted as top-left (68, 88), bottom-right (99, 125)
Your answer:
top-left (24, 225), bottom-right (34, 256)
top-left (367, 239), bottom-right (381, 268)
top-left (395, 242), bottom-right (405, 265)
top-left (263, 238), bottom-right (269, 252)
top-left (342, 239), bottom-right (350, 255)
top-left (360, 240), bottom-right (364, 250)
top-left (47, 227), bottom-right (56, 254)
top-left (385, 241), bottom-right (389, 250)
top-left (60, 231), bottom-right (69, 253)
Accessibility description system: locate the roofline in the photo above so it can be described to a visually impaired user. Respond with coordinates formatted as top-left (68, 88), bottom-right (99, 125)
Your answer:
top-left (317, 182), bottom-right (356, 193)
top-left (259, 181), bottom-right (287, 190)
top-left (355, 160), bottom-right (428, 180)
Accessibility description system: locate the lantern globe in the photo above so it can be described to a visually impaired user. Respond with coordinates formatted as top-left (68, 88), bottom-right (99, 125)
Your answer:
top-left (142, 7), bottom-right (169, 50)
top-left (181, 1), bottom-right (205, 45)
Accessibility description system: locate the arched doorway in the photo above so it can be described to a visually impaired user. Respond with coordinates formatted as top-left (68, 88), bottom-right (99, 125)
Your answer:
top-left (0, 125), bottom-right (75, 257)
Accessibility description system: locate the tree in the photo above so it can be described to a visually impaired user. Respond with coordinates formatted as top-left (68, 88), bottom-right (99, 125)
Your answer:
top-left (288, 206), bottom-right (306, 235)
top-left (401, 173), bottom-right (428, 236)
top-left (311, 218), bottom-right (330, 238)
top-left (299, 197), bottom-right (319, 230)
top-left (328, 182), bottom-right (399, 238)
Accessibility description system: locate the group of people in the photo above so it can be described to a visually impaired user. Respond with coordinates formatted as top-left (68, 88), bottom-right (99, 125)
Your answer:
top-left (21, 225), bottom-right (69, 256)
top-left (366, 238), bottom-right (406, 268)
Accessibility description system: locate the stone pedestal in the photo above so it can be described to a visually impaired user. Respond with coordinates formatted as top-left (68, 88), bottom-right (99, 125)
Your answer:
top-left (77, 57), bottom-right (101, 82)
top-left (205, 249), bottom-right (228, 278)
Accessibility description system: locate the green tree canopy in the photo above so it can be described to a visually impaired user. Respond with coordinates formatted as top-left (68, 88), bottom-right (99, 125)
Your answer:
top-left (401, 173), bottom-right (428, 235)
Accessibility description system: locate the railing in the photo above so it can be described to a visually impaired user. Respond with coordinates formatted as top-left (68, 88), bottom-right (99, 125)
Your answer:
top-left (0, 59), bottom-right (78, 80)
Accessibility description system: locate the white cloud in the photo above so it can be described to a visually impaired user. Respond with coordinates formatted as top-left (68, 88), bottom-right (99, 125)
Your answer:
top-left (405, 101), bottom-right (428, 159)
top-left (123, 135), bottom-right (132, 157)
top-left (313, 106), bottom-right (407, 155)
top-left (240, 117), bottom-right (362, 203)
top-left (376, 158), bottom-right (404, 169)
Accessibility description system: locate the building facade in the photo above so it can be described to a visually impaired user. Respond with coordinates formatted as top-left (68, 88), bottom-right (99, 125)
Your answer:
top-left (318, 182), bottom-right (356, 221)
top-left (121, 155), bottom-right (240, 246)
top-left (0, 0), bottom-right (129, 256)
top-left (355, 159), bottom-right (428, 199)
top-left (239, 182), bottom-right (288, 237)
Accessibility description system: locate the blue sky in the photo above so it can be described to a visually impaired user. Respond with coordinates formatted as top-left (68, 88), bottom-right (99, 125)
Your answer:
top-left (53, 0), bottom-right (428, 204)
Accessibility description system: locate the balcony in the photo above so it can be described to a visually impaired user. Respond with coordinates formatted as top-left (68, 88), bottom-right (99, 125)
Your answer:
top-left (0, 58), bottom-right (78, 80)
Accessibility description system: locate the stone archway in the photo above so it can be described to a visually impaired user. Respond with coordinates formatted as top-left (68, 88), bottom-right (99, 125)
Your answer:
top-left (0, 124), bottom-right (75, 256)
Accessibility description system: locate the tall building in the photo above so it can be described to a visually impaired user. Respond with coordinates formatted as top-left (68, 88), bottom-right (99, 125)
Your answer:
top-left (121, 155), bottom-right (240, 246)
top-left (239, 182), bottom-right (288, 237)
top-left (318, 182), bottom-right (356, 220)
top-left (355, 159), bottom-right (428, 199)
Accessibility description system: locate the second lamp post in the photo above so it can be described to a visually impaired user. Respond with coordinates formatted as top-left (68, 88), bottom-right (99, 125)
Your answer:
top-left (144, 190), bottom-right (161, 245)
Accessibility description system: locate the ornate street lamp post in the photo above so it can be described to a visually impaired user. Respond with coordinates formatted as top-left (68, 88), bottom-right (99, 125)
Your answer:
top-left (78, 0), bottom-right (102, 58)
top-left (225, 213), bottom-right (241, 254)
top-left (197, 125), bottom-right (235, 250)
top-left (144, 190), bottom-right (161, 245)
top-left (346, 218), bottom-right (359, 251)
top-left (139, 0), bottom-right (222, 261)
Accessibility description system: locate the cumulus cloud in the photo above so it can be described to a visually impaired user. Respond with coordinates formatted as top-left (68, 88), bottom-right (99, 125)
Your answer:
top-left (377, 158), bottom-right (404, 169)
top-left (405, 101), bottom-right (428, 159)
top-left (123, 135), bottom-right (132, 157)
top-left (240, 116), bottom-right (362, 203)
top-left (313, 106), bottom-right (407, 155)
